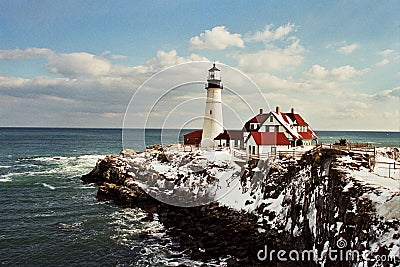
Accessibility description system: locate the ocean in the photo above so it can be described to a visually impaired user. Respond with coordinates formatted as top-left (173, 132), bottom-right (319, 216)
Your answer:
top-left (0, 128), bottom-right (398, 266)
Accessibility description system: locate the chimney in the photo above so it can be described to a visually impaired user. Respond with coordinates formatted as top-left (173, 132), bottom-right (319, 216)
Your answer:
top-left (276, 106), bottom-right (280, 114)
top-left (291, 107), bottom-right (295, 114)
top-left (259, 108), bottom-right (263, 114)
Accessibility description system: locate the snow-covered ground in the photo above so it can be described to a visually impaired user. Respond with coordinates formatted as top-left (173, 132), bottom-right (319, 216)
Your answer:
top-left (334, 147), bottom-right (399, 262)
top-left (124, 147), bottom-right (246, 207)
top-left (116, 145), bottom-right (399, 264)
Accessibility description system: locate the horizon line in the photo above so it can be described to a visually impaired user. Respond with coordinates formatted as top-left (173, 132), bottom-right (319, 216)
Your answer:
top-left (0, 126), bottom-right (399, 133)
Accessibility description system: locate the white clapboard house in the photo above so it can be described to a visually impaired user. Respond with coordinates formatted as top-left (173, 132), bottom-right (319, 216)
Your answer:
top-left (242, 106), bottom-right (318, 157)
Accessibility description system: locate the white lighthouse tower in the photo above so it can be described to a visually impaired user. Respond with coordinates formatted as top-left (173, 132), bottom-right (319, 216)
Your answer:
top-left (201, 63), bottom-right (224, 147)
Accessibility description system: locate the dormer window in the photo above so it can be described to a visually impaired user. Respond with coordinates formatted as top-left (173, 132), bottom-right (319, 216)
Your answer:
top-left (250, 123), bottom-right (259, 130)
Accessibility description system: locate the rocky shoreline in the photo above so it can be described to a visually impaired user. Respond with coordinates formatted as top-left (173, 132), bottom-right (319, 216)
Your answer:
top-left (82, 151), bottom-right (279, 266)
top-left (81, 146), bottom-right (399, 266)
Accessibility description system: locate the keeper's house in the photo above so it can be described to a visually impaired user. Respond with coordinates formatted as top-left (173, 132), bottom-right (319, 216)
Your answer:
top-left (243, 106), bottom-right (318, 157)
top-left (184, 106), bottom-right (318, 156)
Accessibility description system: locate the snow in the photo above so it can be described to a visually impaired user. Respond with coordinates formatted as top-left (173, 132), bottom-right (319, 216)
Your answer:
top-left (342, 181), bottom-right (354, 192)
top-left (337, 151), bottom-right (399, 192)
top-left (217, 176), bottom-right (250, 210)
top-left (287, 145), bottom-right (315, 152)
top-left (273, 112), bottom-right (300, 139)
top-left (335, 222), bottom-right (343, 235)
top-left (346, 167), bottom-right (399, 192)
top-left (264, 192), bottom-right (285, 213)
top-left (307, 192), bottom-right (317, 238)
top-left (366, 190), bottom-right (400, 220)
top-left (285, 217), bottom-right (292, 231)
top-left (125, 147), bottom-right (253, 209)
top-left (150, 161), bottom-right (172, 173)
top-left (120, 145), bottom-right (399, 258)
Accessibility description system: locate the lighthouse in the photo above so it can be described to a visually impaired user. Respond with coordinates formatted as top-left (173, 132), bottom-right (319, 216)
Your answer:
top-left (201, 63), bottom-right (224, 147)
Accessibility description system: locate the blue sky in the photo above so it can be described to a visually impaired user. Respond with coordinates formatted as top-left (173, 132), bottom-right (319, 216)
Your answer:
top-left (0, 0), bottom-right (399, 130)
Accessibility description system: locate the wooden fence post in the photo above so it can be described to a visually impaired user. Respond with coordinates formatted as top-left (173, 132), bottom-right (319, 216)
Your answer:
top-left (388, 163), bottom-right (391, 178)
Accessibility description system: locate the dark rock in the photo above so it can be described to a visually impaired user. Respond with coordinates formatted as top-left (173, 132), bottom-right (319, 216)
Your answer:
top-left (81, 147), bottom-right (398, 266)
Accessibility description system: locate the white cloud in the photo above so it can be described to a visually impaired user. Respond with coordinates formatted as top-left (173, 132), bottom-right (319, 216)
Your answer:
top-left (0, 48), bottom-right (137, 78)
top-left (375, 58), bottom-right (390, 67)
top-left (234, 39), bottom-right (304, 72)
top-left (377, 49), bottom-right (394, 57)
top-left (372, 87), bottom-right (400, 101)
top-left (0, 47), bottom-right (54, 60)
top-left (336, 43), bottom-right (359, 55)
top-left (189, 26), bottom-right (244, 50)
top-left (375, 49), bottom-right (398, 67)
top-left (146, 50), bottom-right (208, 69)
top-left (110, 54), bottom-right (127, 60)
top-left (0, 42), bottom-right (397, 130)
top-left (0, 74), bottom-right (28, 88)
top-left (101, 50), bottom-right (128, 60)
top-left (303, 64), bottom-right (368, 81)
top-left (332, 100), bottom-right (370, 119)
top-left (47, 52), bottom-right (112, 77)
top-left (383, 110), bottom-right (399, 119)
top-left (247, 23), bottom-right (296, 42)
top-left (0, 49), bottom-right (213, 127)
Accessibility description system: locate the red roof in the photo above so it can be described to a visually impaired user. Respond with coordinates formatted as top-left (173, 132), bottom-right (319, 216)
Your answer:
top-left (298, 129), bottom-right (318, 139)
top-left (214, 130), bottom-right (243, 140)
top-left (250, 132), bottom-right (291, 146)
top-left (280, 113), bottom-right (291, 124)
top-left (284, 113), bottom-right (308, 126)
top-left (184, 130), bottom-right (202, 137)
top-left (243, 114), bottom-right (268, 131)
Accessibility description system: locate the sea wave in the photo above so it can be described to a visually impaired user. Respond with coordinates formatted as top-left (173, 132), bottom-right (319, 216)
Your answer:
top-left (42, 183), bottom-right (56, 190)
top-left (0, 177), bottom-right (12, 182)
top-left (108, 208), bottom-right (211, 266)
top-left (21, 154), bottom-right (105, 163)
top-left (0, 165), bottom-right (11, 169)
top-left (0, 154), bottom-right (106, 183)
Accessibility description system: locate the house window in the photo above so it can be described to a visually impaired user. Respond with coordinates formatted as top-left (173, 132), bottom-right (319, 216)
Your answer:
top-left (210, 110), bottom-right (212, 115)
top-left (252, 146), bottom-right (256, 155)
top-left (275, 126), bottom-right (279, 132)
top-left (270, 116), bottom-right (273, 122)
top-left (248, 145), bottom-right (251, 153)
top-left (271, 147), bottom-right (276, 155)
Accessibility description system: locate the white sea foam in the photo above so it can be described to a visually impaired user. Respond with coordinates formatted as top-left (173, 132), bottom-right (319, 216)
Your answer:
top-left (0, 165), bottom-right (11, 169)
top-left (74, 185), bottom-right (97, 189)
top-left (16, 154), bottom-right (106, 177)
top-left (42, 183), bottom-right (56, 190)
top-left (0, 154), bottom-right (104, 185)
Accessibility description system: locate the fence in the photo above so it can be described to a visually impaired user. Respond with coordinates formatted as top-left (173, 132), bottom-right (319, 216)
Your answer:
top-left (233, 150), bottom-right (307, 160)
top-left (373, 161), bottom-right (399, 178)
top-left (314, 143), bottom-right (376, 156)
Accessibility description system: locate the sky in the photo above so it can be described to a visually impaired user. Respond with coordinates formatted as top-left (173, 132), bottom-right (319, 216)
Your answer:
top-left (0, 0), bottom-right (399, 131)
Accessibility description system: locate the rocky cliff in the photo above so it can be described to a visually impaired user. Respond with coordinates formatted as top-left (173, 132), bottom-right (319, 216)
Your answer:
top-left (82, 146), bottom-right (399, 266)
